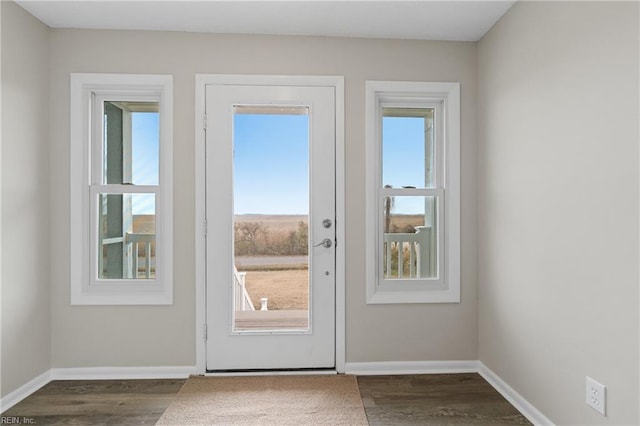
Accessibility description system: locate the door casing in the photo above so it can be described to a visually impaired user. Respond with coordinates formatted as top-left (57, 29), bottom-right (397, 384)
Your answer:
top-left (194, 74), bottom-right (345, 374)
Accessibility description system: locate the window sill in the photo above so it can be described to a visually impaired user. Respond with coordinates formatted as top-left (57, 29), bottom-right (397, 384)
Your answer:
top-left (71, 285), bottom-right (173, 306)
top-left (366, 287), bottom-right (460, 304)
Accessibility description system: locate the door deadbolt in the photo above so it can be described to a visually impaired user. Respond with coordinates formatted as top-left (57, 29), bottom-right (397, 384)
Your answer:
top-left (322, 219), bottom-right (332, 228)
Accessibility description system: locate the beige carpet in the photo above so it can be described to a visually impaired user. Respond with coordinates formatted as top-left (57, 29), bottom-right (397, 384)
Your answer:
top-left (156, 375), bottom-right (369, 425)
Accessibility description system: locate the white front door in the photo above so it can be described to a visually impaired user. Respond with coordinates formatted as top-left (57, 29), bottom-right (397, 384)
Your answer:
top-left (205, 82), bottom-right (336, 371)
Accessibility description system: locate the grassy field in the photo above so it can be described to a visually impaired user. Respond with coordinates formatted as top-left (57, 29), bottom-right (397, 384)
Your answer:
top-left (244, 269), bottom-right (309, 310)
top-left (387, 214), bottom-right (424, 231)
top-left (234, 214), bottom-right (424, 233)
top-left (235, 214), bottom-right (425, 310)
top-left (234, 214), bottom-right (308, 231)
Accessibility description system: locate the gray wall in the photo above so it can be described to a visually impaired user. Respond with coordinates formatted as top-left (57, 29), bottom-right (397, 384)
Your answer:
top-left (1, 1), bottom-right (51, 397)
top-left (48, 31), bottom-right (479, 366)
top-left (477, 2), bottom-right (639, 424)
top-left (10, 2), bottom-right (638, 420)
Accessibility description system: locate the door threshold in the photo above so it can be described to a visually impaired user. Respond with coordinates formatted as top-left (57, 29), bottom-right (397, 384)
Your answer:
top-left (205, 368), bottom-right (337, 377)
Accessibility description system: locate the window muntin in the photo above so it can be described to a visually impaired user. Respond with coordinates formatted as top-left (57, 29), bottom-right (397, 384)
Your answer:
top-left (70, 74), bottom-right (172, 305)
top-left (366, 81), bottom-right (460, 304)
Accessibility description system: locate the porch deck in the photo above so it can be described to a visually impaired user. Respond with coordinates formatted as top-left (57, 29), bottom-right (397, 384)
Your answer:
top-left (234, 310), bottom-right (309, 331)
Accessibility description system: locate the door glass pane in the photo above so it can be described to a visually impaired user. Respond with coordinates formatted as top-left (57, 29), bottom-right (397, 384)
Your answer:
top-left (382, 108), bottom-right (435, 189)
top-left (98, 193), bottom-right (156, 279)
top-left (382, 195), bottom-right (437, 279)
top-left (232, 105), bottom-right (310, 332)
top-left (103, 101), bottom-right (159, 185)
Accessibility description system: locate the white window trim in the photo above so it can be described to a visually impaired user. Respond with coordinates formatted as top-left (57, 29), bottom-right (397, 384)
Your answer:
top-left (70, 73), bottom-right (173, 305)
top-left (365, 81), bottom-right (460, 304)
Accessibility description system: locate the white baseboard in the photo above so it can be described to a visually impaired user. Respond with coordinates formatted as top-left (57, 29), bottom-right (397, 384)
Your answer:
top-left (0, 370), bottom-right (51, 413)
top-left (345, 360), bottom-right (480, 375)
top-left (478, 362), bottom-right (554, 426)
top-left (51, 366), bottom-right (196, 380)
top-left (1, 366), bottom-right (195, 412)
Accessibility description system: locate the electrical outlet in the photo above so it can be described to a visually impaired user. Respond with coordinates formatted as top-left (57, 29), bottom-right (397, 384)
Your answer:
top-left (586, 376), bottom-right (606, 416)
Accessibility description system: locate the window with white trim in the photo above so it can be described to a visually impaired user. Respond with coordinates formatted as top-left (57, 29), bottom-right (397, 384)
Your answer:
top-left (70, 74), bottom-right (173, 305)
top-left (365, 81), bottom-right (460, 304)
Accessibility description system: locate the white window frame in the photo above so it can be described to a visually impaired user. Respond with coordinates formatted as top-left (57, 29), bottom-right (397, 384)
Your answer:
top-left (365, 81), bottom-right (460, 304)
top-left (70, 73), bottom-right (173, 305)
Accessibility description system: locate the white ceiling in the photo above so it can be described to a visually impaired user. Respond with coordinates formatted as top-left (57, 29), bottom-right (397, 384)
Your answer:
top-left (16, 1), bottom-right (516, 42)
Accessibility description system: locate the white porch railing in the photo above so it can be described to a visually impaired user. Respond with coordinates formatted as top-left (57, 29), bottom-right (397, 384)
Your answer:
top-left (234, 266), bottom-right (255, 311)
top-left (125, 232), bottom-right (155, 278)
top-left (383, 226), bottom-right (431, 278)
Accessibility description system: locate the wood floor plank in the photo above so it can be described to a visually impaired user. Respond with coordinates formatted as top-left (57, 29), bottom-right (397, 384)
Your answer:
top-left (357, 373), bottom-right (531, 425)
top-left (2, 374), bottom-right (531, 425)
top-left (1, 379), bottom-right (185, 425)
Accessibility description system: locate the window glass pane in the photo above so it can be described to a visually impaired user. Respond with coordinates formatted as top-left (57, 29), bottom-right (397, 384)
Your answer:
top-left (232, 106), bottom-right (310, 332)
top-left (382, 195), bottom-right (437, 279)
top-left (98, 193), bottom-right (156, 279)
top-left (103, 101), bottom-right (159, 185)
top-left (382, 108), bottom-right (434, 188)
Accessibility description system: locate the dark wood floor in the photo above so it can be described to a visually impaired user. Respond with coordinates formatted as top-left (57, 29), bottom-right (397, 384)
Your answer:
top-left (358, 374), bottom-right (531, 425)
top-left (1, 379), bottom-right (184, 425)
top-left (2, 374), bottom-right (530, 425)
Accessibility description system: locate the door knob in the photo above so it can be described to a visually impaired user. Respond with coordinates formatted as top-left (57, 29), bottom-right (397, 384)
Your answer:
top-left (314, 238), bottom-right (333, 248)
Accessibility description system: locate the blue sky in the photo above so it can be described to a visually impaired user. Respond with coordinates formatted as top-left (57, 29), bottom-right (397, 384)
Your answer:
top-left (231, 113), bottom-right (427, 215)
top-left (130, 112), bottom-right (427, 216)
top-left (382, 117), bottom-right (425, 189)
top-left (233, 113), bottom-right (309, 215)
top-left (382, 116), bottom-right (426, 215)
top-left (131, 112), bottom-right (159, 215)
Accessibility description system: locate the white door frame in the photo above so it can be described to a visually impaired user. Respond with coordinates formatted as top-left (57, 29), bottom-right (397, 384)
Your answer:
top-left (194, 74), bottom-right (345, 374)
